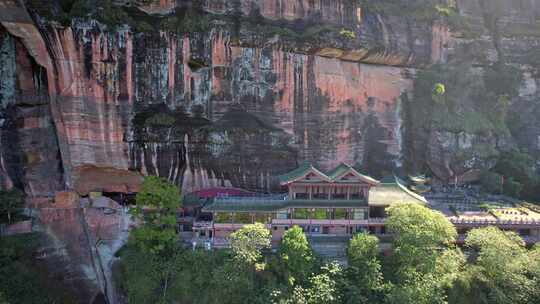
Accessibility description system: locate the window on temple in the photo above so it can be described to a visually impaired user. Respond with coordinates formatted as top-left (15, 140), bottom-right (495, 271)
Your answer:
top-left (313, 209), bottom-right (329, 220)
top-left (352, 208), bottom-right (367, 220)
top-left (332, 187), bottom-right (346, 200)
top-left (214, 212), bottom-right (233, 223)
top-left (235, 213), bottom-right (253, 224)
top-left (295, 193), bottom-right (309, 199)
top-left (277, 210), bottom-right (290, 219)
top-left (350, 191), bottom-right (364, 200)
top-left (334, 209), bottom-right (347, 220)
top-left (293, 208), bottom-right (310, 219)
top-left (332, 193), bottom-right (346, 200)
top-left (313, 193), bottom-right (327, 199)
top-left (254, 213), bottom-right (272, 224)
top-left (355, 226), bottom-right (365, 233)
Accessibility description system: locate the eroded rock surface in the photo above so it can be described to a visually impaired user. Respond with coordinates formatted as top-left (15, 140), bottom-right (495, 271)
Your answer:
top-left (0, 0), bottom-right (539, 302)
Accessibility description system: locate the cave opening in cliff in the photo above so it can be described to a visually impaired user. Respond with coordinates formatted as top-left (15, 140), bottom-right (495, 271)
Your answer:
top-left (187, 59), bottom-right (207, 71)
top-left (101, 191), bottom-right (136, 206)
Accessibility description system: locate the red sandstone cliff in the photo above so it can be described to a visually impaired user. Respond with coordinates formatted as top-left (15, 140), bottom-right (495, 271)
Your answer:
top-left (1, 0), bottom-right (540, 302)
top-left (1, 0), bottom-right (539, 196)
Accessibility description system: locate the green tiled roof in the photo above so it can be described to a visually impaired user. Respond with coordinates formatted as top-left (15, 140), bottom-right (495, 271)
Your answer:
top-left (279, 162), bottom-right (379, 185)
top-left (203, 197), bottom-right (367, 213)
top-left (326, 163), bottom-right (352, 180)
top-left (368, 175), bottom-right (427, 206)
top-left (278, 163), bottom-right (329, 184)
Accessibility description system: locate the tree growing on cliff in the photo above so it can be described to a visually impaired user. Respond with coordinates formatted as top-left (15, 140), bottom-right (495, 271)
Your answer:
top-left (280, 225), bottom-right (314, 286)
top-left (448, 227), bottom-right (534, 304)
top-left (345, 232), bottom-right (385, 303)
top-left (130, 176), bottom-right (181, 255)
top-left (385, 203), bottom-right (464, 304)
top-left (277, 262), bottom-right (344, 304)
top-left (229, 223), bottom-right (271, 266)
top-left (0, 189), bottom-right (24, 224)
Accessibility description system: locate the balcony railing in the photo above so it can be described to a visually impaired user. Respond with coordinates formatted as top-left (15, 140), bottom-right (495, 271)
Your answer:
top-left (196, 219), bottom-right (373, 227)
top-left (213, 223), bottom-right (272, 229)
top-left (215, 193), bottom-right (288, 201)
top-left (193, 221), bottom-right (213, 228)
top-left (450, 218), bottom-right (540, 226)
top-left (457, 234), bottom-right (540, 244)
top-left (368, 217), bottom-right (387, 224)
top-left (272, 219), bottom-right (369, 225)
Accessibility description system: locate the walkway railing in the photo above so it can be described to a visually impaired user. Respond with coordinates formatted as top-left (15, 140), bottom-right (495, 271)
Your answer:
top-left (214, 193), bottom-right (288, 201)
top-left (450, 218), bottom-right (540, 226)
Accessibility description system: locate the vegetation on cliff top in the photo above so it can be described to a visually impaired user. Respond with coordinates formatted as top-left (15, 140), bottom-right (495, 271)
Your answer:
top-left (358, 0), bottom-right (459, 22)
top-left (410, 61), bottom-right (521, 136)
top-left (26, 0), bottom-right (361, 51)
top-left (400, 46), bottom-right (540, 201)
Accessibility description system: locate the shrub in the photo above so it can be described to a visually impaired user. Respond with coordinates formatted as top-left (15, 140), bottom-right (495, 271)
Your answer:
top-left (503, 177), bottom-right (523, 198)
top-left (339, 29), bottom-right (356, 40)
top-left (479, 171), bottom-right (503, 195)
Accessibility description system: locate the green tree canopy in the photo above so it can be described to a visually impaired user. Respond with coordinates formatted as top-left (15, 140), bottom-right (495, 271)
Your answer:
top-left (385, 203), bottom-right (463, 304)
top-left (277, 262), bottom-right (343, 304)
top-left (528, 244), bottom-right (540, 303)
top-left (345, 232), bottom-right (384, 303)
top-left (130, 176), bottom-right (181, 255)
top-left (386, 203), bottom-right (458, 271)
top-left (280, 226), bottom-right (314, 286)
top-left (229, 223), bottom-right (271, 265)
top-left (455, 227), bottom-right (533, 304)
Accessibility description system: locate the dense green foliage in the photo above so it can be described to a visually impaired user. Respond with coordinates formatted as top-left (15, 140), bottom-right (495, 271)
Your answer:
top-left (449, 227), bottom-right (539, 304)
top-left (345, 233), bottom-right (385, 303)
top-left (28, 0), bottom-right (158, 31)
top-left (0, 189), bottom-right (24, 224)
top-left (229, 223), bottom-right (271, 265)
top-left (0, 233), bottom-right (77, 303)
top-left (280, 226), bottom-right (314, 285)
top-left (357, 0), bottom-right (460, 22)
top-left (118, 203), bottom-right (540, 304)
top-left (478, 151), bottom-right (540, 200)
top-left (492, 151), bottom-right (540, 200)
top-left (409, 62), bottom-right (521, 135)
top-left (160, 7), bottom-right (210, 34)
top-left (130, 176), bottom-right (181, 255)
top-left (402, 52), bottom-right (540, 201)
top-left (385, 204), bottom-right (463, 304)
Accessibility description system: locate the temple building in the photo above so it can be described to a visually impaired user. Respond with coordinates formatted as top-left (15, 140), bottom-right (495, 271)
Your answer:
top-left (192, 163), bottom-right (427, 246)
